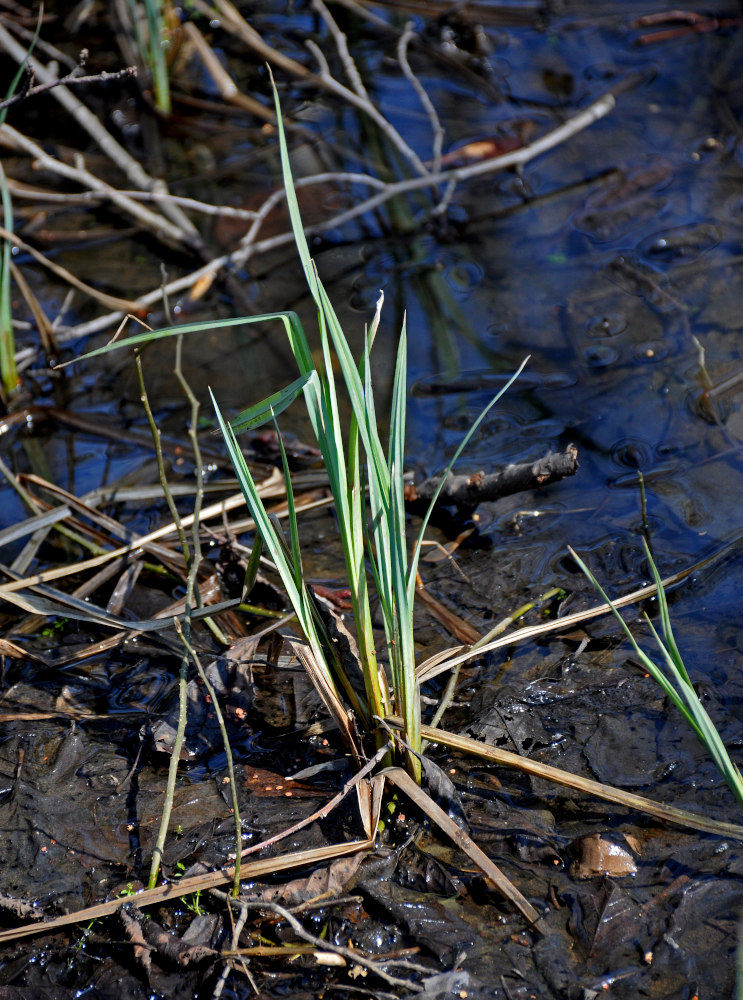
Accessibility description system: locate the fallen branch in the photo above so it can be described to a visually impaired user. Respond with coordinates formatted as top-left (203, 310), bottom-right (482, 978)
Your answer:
top-left (405, 445), bottom-right (579, 511)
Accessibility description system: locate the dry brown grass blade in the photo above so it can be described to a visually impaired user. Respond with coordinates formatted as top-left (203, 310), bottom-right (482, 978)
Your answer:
top-left (280, 633), bottom-right (363, 766)
top-left (0, 574), bottom-right (241, 632)
top-left (415, 550), bottom-right (724, 684)
top-left (8, 260), bottom-right (57, 358)
top-left (181, 20), bottom-right (275, 121)
top-left (0, 637), bottom-right (42, 660)
top-left (239, 754), bottom-right (388, 859)
top-left (0, 225), bottom-right (140, 312)
top-left (399, 721), bottom-right (743, 841)
top-left (0, 471), bottom-right (285, 598)
top-left (0, 838), bottom-right (375, 946)
top-left (414, 578), bottom-right (481, 645)
top-left (18, 473), bottom-right (188, 573)
top-left (384, 766), bottom-right (542, 926)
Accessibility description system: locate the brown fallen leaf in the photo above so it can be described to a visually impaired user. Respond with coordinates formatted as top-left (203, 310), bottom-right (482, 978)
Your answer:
top-left (0, 638), bottom-right (43, 660)
top-left (256, 851), bottom-right (366, 905)
top-left (243, 765), bottom-right (327, 798)
top-left (570, 833), bottom-right (638, 879)
top-left (436, 121), bottom-right (539, 168)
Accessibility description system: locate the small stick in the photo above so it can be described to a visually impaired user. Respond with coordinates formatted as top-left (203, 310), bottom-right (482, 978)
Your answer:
top-left (238, 740), bottom-right (392, 858)
top-left (224, 897), bottom-right (426, 990)
top-left (405, 446), bottom-right (579, 512)
top-left (397, 22), bottom-right (444, 174)
top-left (51, 71), bottom-right (636, 344)
top-left (0, 126), bottom-right (190, 250)
top-left (0, 64), bottom-right (137, 112)
top-left (175, 620), bottom-right (243, 894)
top-left (0, 224), bottom-right (140, 312)
top-left (0, 23), bottom-right (199, 241)
top-left (384, 765), bottom-right (542, 927)
top-left (312, 0), bottom-right (371, 102)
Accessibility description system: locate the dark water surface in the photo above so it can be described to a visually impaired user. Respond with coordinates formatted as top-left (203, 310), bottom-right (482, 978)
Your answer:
top-left (2, 2), bottom-right (743, 998)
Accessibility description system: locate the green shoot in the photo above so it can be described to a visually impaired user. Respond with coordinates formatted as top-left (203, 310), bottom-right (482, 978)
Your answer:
top-left (72, 84), bottom-right (525, 787)
top-left (0, 163), bottom-right (17, 396)
top-left (571, 539), bottom-right (743, 808)
top-left (0, 9), bottom-right (40, 397)
top-left (127, 0), bottom-right (172, 115)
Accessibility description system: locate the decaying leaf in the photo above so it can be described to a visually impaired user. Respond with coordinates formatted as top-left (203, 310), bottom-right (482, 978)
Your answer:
top-left (570, 833), bottom-right (638, 879)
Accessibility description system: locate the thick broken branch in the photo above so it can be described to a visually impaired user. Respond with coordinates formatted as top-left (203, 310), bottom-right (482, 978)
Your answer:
top-left (405, 445), bottom-right (579, 511)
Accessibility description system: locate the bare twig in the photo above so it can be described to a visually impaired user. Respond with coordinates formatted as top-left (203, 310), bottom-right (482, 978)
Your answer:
top-left (0, 21), bottom-right (199, 241)
top-left (0, 126), bottom-right (192, 250)
top-left (175, 621), bottom-right (243, 894)
top-left (228, 898), bottom-right (426, 990)
top-left (181, 20), bottom-right (274, 122)
top-left (0, 224), bottom-right (140, 312)
top-left (397, 21), bottom-right (444, 174)
top-left (42, 76), bottom-right (636, 345)
top-left (6, 177), bottom-right (260, 219)
top-left (238, 741), bottom-right (392, 859)
top-left (312, 0), bottom-right (370, 101)
top-left (199, 0), bottom-right (430, 176)
top-left (212, 898), bottom-right (257, 997)
top-left (0, 62), bottom-right (137, 112)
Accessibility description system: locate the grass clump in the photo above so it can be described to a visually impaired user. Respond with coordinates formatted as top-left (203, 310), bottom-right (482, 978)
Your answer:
top-left (571, 539), bottom-right (743, 808)
top-left (211, 85), bottom-right (526, 779)
top-left (75, 84), bottom-right (525, 784)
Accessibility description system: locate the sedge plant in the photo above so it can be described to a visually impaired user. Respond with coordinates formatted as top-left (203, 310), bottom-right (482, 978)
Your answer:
top-left (209, 83), bottom-right (527, 780)
top-left (571, 539), bottom-right (743, 808)
top-left (74, 84), bottom-right (526, 783)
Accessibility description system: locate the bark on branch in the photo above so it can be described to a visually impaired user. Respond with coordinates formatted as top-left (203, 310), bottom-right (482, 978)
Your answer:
top-left (405, 445), bottom-right (579, 512)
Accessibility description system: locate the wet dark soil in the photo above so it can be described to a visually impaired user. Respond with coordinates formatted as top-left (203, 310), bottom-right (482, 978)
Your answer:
top-left (2, 2), bottom-right (743, 998)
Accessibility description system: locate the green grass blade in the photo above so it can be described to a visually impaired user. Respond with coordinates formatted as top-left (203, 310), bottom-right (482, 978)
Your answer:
top-left (0, 4), bottom-right (42, 128)
top-left (572, 545), bottom-right (743, 808)
top-left (242, 532), bottom-right (263, 602)
top-left (272, 413), bottom-right (303, 591)
top-left (388, 319), bottom-right (420, 774)
top-left (406, 357), bottom-right (529, 605)
top-left (72, 311), bottom-right (312, 365)
top-left (229, 373), bottom-right (313, 433)
top-left (0, 163), bottom-right (18, 395)
top-left (143, 0), bottom-right (171, 115)
top-left (270, 75), bottom-right (321, 308)
top-left (211, 388), bottom-right (359, 729)
top-left (210, 388), bottom-right (305, 619)
top-left (642, 537), bottom-right (690, 684)
top-left (570, 547), bottom-right (698, 721)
